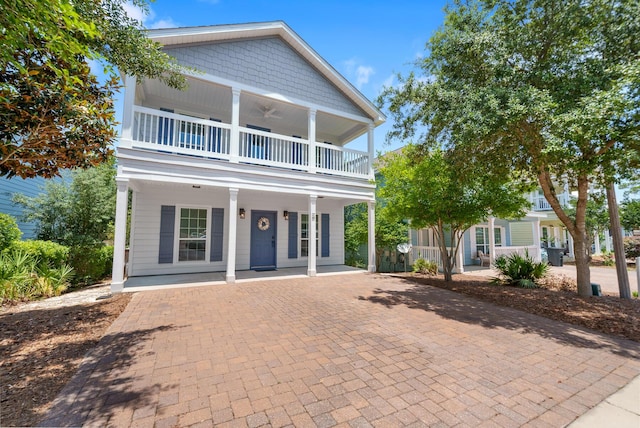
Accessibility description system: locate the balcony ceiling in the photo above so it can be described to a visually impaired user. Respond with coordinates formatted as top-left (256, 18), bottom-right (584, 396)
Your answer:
top-left (137, 77), bottom-right (368, 146)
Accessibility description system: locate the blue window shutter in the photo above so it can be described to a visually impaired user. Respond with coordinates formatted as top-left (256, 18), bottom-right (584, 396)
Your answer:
top-left (158, 205), bottom-right (175, 263)
top-left (288, 212), bottom-right (298, 258)
top-left (210, 208), bottom-right (224, 262)
top-left (321, 213), bottom-right (330, 257)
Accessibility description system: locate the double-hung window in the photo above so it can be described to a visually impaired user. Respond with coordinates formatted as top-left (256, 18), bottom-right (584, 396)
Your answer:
top-left (300, 214), bottom-right (319, 257)
top-left (178, 208), bottom-right (208, 262)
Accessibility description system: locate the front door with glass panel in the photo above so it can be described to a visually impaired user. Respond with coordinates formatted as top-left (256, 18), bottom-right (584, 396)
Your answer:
top-left (250, 210), bottom-right (277, 270)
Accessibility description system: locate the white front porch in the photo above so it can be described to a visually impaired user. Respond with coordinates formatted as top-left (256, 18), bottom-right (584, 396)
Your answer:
top-left (122, 265), bottom-right (366, 292)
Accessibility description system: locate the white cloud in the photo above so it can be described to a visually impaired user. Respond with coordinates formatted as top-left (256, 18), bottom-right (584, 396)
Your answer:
top-left (355, 65), bottom-right (374, 89)
top-left (343, 58), bottom-right (375, 89)
top-left (149, 19), bottom-right (178, 29)
top-left (123, 1), bottom-right (177, 29)
top-left (123, 2), bottom-right (149, 23)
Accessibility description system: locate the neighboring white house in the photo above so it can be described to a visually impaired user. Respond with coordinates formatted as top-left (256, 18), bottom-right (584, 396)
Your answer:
top-left (111, 22), bottom-right (385, 292)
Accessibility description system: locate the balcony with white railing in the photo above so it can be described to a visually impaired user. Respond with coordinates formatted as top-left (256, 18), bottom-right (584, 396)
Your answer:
top-left (126, 106), bottom-right (372, 180)
top-left (532, 194), bottom-right (568, 211)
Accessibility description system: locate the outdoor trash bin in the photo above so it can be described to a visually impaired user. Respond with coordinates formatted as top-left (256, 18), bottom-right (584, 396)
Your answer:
top-left (591, 283), bottom-right (602, 296)
top-left (547, 248), bottom-right (564, 266)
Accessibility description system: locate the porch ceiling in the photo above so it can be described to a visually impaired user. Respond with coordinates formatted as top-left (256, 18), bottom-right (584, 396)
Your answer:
top-left (137, 76), bottom-right (368, 146)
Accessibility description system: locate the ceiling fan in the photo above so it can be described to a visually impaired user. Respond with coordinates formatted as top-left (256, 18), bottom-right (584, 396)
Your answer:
top-left (256, 105), bottom-right (282, 119)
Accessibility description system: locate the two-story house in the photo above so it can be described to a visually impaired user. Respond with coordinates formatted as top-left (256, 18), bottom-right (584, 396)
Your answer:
top-left (110, 22), bottom-right (385, 292)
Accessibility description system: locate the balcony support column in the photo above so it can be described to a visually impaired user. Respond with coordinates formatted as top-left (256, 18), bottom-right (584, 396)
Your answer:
top-left (121, 75), bottom-right (136, 144)
top-left (230, 88), bottom-right (241, 163)
top-left (367, 123), bottom-right (375, 179)
top-left (308, 195), bottom-right (317, 276)
top-left (111, 178), bottom-right (129, 293)
top-left (226, 188), bottom-right (239, 283)
top-left (368, 201), bottom-right (376, 273)
top-left (488, 216), bottom-right (496, 266)
top-left (533, 219), bottom-right (542, 262)
top-left (308, 109), bottom-right (317, 174)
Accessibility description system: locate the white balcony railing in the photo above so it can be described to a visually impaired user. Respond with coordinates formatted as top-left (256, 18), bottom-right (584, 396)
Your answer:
top-left (532, 194), bottom-right (568, 211)
top-left (128, 106), bottom-right (371, 179)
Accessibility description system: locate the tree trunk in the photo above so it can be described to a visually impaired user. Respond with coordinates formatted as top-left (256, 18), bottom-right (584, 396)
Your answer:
top-left (573, 236), bottom-right (593, 297)
top-left (606, 182), bottom-right (631, 299)
top-left (538, 170), bottom-right (592, 296)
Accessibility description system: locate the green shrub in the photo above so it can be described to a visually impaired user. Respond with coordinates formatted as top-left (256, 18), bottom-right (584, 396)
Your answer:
top-left (68, 245), bottom-right (113, 284)
top-left (601, 253), bottom-right (615, 266)
top-left (8, 240), bottom-right (69, 269)
top-left (0, 250), bottom-right (74, 303)
top-left (0, 250), bottom-right (36, 302)
top-left (624, 237), bottom-right (640, 259)
top-left (0, 213), bottom-right (22, 251)
top-left (492, 251), bottom-right (549, 288)
top-left (413, 258), bottom-right (438, 275)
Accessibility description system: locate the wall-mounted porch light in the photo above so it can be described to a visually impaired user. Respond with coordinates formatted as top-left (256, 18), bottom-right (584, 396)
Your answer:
top-left (283, 210), bottom-right (289, 221)
top-left (239, 208), bottom-right (246, 219)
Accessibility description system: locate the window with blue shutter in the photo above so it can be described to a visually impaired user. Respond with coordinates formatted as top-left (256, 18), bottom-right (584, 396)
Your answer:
top-left (210, 208), bottom-right (224, 262)
top-left (321, 213), bottom-right (330, 257)
top-left (288, 212), bottom-right (298, 258)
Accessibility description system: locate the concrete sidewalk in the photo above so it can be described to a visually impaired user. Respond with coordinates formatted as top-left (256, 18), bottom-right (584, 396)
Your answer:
top-left (41, 274), bottom-right (640, 427)
top-left (568, 374), bottom-right (640, 427)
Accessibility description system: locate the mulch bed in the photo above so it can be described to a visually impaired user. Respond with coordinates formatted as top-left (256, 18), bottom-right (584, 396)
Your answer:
top-left (0, 293), bottom-right (132, 427)
top-left (397, 273), bottom-right (640, 342)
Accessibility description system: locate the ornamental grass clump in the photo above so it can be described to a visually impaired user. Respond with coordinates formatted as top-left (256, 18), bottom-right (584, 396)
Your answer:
top-left (491, 251), bottom-right (549, 289)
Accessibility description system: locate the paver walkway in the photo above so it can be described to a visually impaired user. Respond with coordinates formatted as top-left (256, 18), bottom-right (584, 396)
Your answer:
top-left (41, 274), bottom-right (640, 427)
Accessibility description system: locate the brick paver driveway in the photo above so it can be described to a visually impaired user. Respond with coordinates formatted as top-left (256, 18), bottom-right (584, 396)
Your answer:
top-left (42, 274), bottom-right (640, 427)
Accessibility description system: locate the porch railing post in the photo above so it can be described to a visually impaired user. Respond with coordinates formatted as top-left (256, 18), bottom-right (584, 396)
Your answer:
top-left (230, 88), bottom-right (240, 163)
top-left (308, 109), bottom-right (317, 174)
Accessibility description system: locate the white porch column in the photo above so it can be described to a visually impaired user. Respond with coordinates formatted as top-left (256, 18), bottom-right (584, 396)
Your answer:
top-left (368, 201), bottom-right (376, 273)
top-left (111, 178), bottom-right (129, 293)
top-left (533, 219), bottom-right (542, 262)
top-left (120, 75), bottom-right (136, 143)
top-left (230, 88), bottom-right (241, 163)
top-left (488, 216), bottom-right (496, 265)
top-left (455, 236), bottom-right (464, 274)
top-left (308, 109), bottom-right (317, 174)
top-left (367, 123), bottom-right (375, 179)
top-left (308, 195), bottom-right (317, 276)
top-left (568, 233), bottom-right (575, 258)
top-left (605, 230), bottom-right (612, 252)
top-left (554, 226), bottom-right (561, 247)
top-left (593, 231), bottom-right (601, 255)
top-left (226, 188), bottom-right (239, 283)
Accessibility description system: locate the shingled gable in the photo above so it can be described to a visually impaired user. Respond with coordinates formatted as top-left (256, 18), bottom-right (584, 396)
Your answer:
top-left (146, 21), bottom-right (385, 126)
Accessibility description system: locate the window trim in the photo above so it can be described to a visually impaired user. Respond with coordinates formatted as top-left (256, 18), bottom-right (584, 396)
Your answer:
top-left (174, 205), bottom-right (211, 264)
top-left (299, 212), bottom-right (321, 258)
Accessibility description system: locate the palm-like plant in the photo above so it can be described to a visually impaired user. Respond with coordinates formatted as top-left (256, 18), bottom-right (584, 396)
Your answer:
top-left (492, 250), bottom-right (549, 288)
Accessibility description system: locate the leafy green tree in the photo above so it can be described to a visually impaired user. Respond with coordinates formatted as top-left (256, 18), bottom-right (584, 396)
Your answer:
top-left (344, 203), bottom-right (408, 271)
top-left (1, 0), bottom-right (188, 179)
top-left (621, 199), bottom-right (640, 232)
top-left (14, 159), bottom-right (116, 246)
top-left (377, 145), bottom-right (528, 281)
top-left (379, 0), bottom-right (640, 296)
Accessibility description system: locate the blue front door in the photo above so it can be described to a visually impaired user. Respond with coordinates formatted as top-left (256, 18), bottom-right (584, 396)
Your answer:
top-left (250, 210), bottom-right (277, 270)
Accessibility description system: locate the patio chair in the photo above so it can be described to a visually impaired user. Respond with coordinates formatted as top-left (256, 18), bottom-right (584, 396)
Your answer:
top-left (477, 251), bottom-right (490, 267)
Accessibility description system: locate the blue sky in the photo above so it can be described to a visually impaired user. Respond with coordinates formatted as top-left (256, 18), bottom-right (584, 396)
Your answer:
top-left (116, 0), bottom-right (450, 153)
